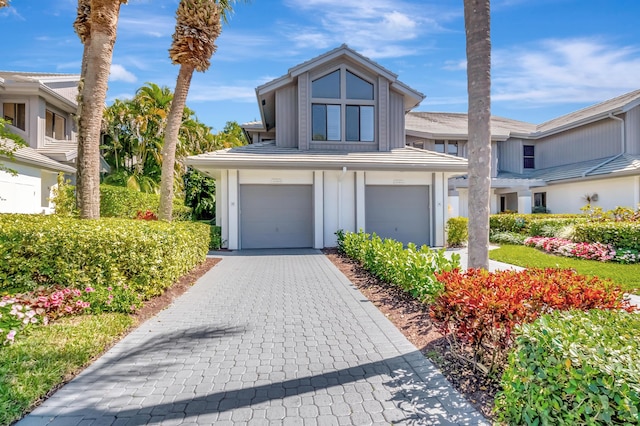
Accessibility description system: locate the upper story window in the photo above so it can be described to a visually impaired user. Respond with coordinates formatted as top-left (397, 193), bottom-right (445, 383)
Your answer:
top-left (311, 68), bottom-right (375, 142)
top-left (45, 110), bottom-right (67, 140)
top-left (434, 139), bottom-right (462, 156)
top-left (523, 144), bottom-right (535, 169)
top-left (3, 102), bottom-right (26, 131)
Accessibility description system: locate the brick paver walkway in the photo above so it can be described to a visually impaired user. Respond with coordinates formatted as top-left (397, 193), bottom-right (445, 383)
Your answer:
top-left (19, 250), bottom-right (487, 425)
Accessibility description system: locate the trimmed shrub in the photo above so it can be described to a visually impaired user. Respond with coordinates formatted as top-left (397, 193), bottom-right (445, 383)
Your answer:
top-left (489, 231), bottom-right (527, 245)
top-left (446, 217), bottom-right (468, 247)
top-left (51, 182), bottom-right (192, 220)
top-left (496, 310), bottom-right (640, 425)
top-left (0, 215), bottom-right (210, 312)
top-left (574, 221), bottom-right (640, 251)
top-left (209, 224), bottom-right (223, 250)
top-left (431, 268), bottom-right (631, 376)
top-left (490, 214), bottom-right (583, 235)
top-left (336, 230), bottom-right (459, 303)
top-left (527, 218), bottom-right (586, 238)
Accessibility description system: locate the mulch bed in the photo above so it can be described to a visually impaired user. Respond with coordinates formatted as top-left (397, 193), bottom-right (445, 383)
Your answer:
top-left (322, 248), bottom-right (498, 420)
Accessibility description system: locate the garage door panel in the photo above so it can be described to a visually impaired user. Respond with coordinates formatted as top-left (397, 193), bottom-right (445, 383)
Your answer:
top-left (365, 185), bottom-right (430, 246)
top-left (240, 185), bottom-right (313, 249)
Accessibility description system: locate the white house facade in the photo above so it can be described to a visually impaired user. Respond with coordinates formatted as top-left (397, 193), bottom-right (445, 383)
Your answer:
top-left (0, 72), bottom-right (80, 214)
top-left (405, 90), bottom-right (640, 215)
top-left (188, 46), bottom-right (468, 249)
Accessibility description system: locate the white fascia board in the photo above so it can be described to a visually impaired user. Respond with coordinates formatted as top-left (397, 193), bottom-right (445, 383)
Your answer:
top-left (256, 74), bottom-right (293, 96)
top-left (405, 129), bottom-right (509, 142)
top-left (622, 98), bottom-right (640, 113)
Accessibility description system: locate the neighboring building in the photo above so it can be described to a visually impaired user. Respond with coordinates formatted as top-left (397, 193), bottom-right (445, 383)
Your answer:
top-left (0, 72), bottom-right (79, 213)
top-left (188, 45), bottom-right (468, 249)
top-left (406, 90), bottom-right (640, 215)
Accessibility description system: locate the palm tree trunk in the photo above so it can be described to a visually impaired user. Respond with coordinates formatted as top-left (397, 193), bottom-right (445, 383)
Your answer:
top-left (159, 64), bottom-right (194, 221)
top-left (464, 0), bottom-right (492, 269)
top-left (76, 0), bottom-right (123, 219)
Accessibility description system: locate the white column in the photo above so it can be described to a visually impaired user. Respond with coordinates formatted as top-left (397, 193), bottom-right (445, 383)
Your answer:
top-left (490, 192), bottom-right (498, 214)
top-left (355, 171), bottom-right (365, 232)
top-left (518, 190), bottom-right (532, 214)
top-left (433, 172), bottom-right (445, 247)
top-left (220, 170), bottom-right (229, 248)
top-left (313, 171), bottom-right (324, 249)
top-left (228, 169), bottom-right (239, 250)
top-left (448, 190), bottom-right (460, 219)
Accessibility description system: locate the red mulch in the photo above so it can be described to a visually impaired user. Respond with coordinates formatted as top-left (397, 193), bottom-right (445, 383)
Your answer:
top-left (322, 248), bottom-right (497, 420)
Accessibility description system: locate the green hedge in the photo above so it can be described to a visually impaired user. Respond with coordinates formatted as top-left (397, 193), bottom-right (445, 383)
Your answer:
top-left (446, 217), bottom-right (468, 247)
top-left (336, 230), bottom-right (459, 303)
top-left (573, 221), bottom-right (640, 251)
top-left (490, 214), bottom-right (584, 236)
top-left (496, 309), bottom-right (640, 425)
top-left (54, 183), bottom-right (192, 220)
top-left (0, 215), bottom-right (210, 311)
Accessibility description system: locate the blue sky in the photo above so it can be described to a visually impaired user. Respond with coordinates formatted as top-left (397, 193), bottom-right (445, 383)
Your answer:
top-left (2, 0), bottom-right (640, 132)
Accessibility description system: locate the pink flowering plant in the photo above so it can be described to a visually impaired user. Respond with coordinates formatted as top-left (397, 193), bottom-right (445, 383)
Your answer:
top-left (80, 282), bottom-right (143, 313)
top-left (0, 296), bottom-right (40, 345)
top-left (524, 237), bottom-right (616, 262)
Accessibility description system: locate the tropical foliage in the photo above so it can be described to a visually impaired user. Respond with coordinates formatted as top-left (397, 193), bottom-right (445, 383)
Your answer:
top-left (431, 268), bottom-right (631, 377)
top-left (496, 310), bottom-right (640, 425)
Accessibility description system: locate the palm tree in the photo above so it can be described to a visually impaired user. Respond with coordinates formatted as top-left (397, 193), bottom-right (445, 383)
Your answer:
top-left (158, 0), bottom-right (241, 221)
top-left (0, 1), bottom-right (9, 9)
top-left (464, 0), bottom-right (492, 269)
top-left (74, 0), bottom-right (127, 219)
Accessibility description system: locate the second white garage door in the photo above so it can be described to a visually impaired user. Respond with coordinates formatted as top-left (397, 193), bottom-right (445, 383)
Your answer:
top-left (365, 185), bottom-right (430, 246)
top-left (240, 184), bottom-right (313, 249)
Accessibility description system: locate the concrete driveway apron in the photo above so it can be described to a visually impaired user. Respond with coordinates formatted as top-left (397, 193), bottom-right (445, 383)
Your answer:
top-left (19, 249), bottom-right (487, 426)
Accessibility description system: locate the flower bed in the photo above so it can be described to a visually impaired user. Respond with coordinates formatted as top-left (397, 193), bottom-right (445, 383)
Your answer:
top-left (523, 236), bottom-right (622, 262)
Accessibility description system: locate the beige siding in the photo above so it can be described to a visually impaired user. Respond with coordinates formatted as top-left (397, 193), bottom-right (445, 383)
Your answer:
top-left (389, 91), bottom-right (405, 149)
top-left (275, 85), bottom-right (298, 148)
top-left (298, 72), bottom-right (310, 151)
top-left (377, 76), bottom-right (389, 151)
top-left (626, 106), bottom-right (640, 155)
top-left (498, 138), bottom-right (523, 174)
top-left (537, 119), bottom-right (620, 168)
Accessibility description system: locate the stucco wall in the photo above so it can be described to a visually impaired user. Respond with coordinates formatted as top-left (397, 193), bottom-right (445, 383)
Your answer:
top-left (0, 161), bottom-right (44, 213)
top-left (536, 176), bottom-right (640, 214)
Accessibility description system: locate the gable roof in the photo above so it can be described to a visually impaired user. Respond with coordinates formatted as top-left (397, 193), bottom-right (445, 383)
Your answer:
top-left (406, 112), bottom-right (536, 141)
top-left (0, 71), bottom-right (79, 110)
top-left (532, 89), bottom-right (640, 136)
top-left (1, 138), bottom-right (76, 173)
top-left (254, 45), bottom-right (425, 131)
top-left (187, 142), bottom-right (467, 174)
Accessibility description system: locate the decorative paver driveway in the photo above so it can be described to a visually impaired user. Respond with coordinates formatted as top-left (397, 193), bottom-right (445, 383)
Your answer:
top-left (19, 250), bottom-right (487, 425)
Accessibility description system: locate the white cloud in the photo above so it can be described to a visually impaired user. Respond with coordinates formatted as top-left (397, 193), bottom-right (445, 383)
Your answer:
top-left (118, 15), bottom-right (175, 38)
top-left (109, 64), bottom-right (137, 83)
top-left (281, 0), bottom-right (458, 59)
top-left (492, 38), bottom-right (640, 105)
top-left (187, 84), bottom-right (257, 103)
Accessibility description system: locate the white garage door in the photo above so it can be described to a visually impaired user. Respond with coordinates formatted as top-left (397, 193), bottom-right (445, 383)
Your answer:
top-left (240, 184), bottom-right (313, 249)
top-left (365, 185), bottom-right (430, 246)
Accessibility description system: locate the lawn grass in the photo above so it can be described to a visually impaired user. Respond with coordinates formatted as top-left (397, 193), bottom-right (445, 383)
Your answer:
top-left (0, 313), bottom-right (134, 426)
top-left (489, 244), bottom-right (640, 293)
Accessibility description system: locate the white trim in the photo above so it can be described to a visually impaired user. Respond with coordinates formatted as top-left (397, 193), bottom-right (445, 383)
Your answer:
top-left (313, 171), bottom-right (324, 249)
top-left (228, 170), bottom-right (239, 250)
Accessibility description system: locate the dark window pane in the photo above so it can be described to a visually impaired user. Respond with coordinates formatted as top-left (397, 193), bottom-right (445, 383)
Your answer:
top-left (360, 106), bottom-right (374, 141)
top-left (312, 70), bottom-right (340, 99)
top-left (524, 157), bottom-right (535, 169)
top-left (346, 70), bottom-right (373, 100)
top-left (448, 141), bottom-right (458, 155)
top-left (523, 145), bottom-right (535, 157)
top-left (346, 105), bottom-right (359, 141)
top-left (312, 104), bottom-right (327, 140)
top-left (46, 110), bottom-right (54, 138)
top-left (434, 140), bottom-right (445, 153)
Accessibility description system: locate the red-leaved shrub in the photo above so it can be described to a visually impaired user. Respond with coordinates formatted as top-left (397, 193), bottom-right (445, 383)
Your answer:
top-left (135, 210), bottom-right (158, 221)
top-left (430, 268), bottom-right (633, 376)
